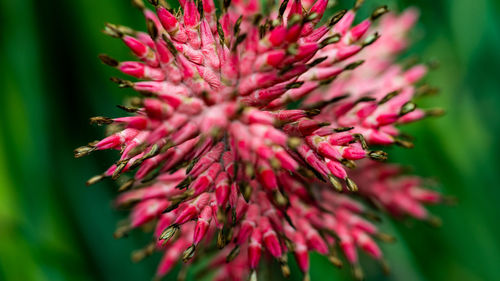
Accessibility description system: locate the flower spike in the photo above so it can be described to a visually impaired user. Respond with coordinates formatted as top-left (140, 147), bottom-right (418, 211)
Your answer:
top-left (76, 1), bottom-right (447, 280)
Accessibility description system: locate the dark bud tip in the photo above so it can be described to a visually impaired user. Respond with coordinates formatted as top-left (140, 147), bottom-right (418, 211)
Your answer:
top-left (131, 250), bottom-right (145, 263)
top-left (368, 150), bottom-right (388, 161)
top-left (426, 215), bottom-right (442, 227)
top-left (103, 23), bottom-right (123, 38)
top-left (279, 64), bottom-right (294, 76)
top-left (117, 104), bottom-right (140, 113)
top-left (353, 133), bottom-right (368, 150)
top-left (280, 258), bottom-right (291, 278)
top-left (305, 12), bottom-right (319, 23)
top-left (273, 190), bottom-right (289, 207)
top-left (242, 183), bottom-right (253, 202)
top-left (341, 159), bottom-right (357, 169)
top-left (233, 15), bottom-right (243, 36)
top-left (98, 54), bottom-right (119, 67)
top-left (307, 56), bottom-right (328, 67)
top-left (363, 210), bottom-right (382, 222)
top-left (131, 243), bottom-right (154, 263)
top-left (355, 96), bottom-right (377, 104)
top-left (161, 34), bottom-right (178, 55)
top-left (232, 33), bottom-right (247, 52)
top-left (252, 14), bottom-right (263, 26)
top-left (442, 195), bottom-right (458, 205)
top-left (147, 0), bottom-right (159, 6)
top-left (416, 84), bottom-right (440, 97)
top-left (425, 108), bottom-right (445, 117)
top-left (163, 201), bottom-right (180, 213)
top-left (175, 176), bottom-right (192, 189)
top-left (217, 229), bottom-right (226, 249)
top-left (334, 126), bottom-right (354, 132)
top-left (329, 9), bottom-right (347, 26)
top-left (352, 264), bottom-right (364, 281)
top-left (112, 161), bottom-right (128, 180)
top-left (380, 259), bottom-right (391, 275)
top-left (353, 0), bottom-right (364, 11)
top-left (362, 32), bottom-right (380, 47)
top-left (379, 90), bottom-right (400, 104)
top-left (118, 178), bottom-right (135, 192)
top-left (146, 19), bottom-right (158, 39)
top-left (185, 157), bottom-right (199, 174)
top-left (86, 174), bottom-right (105, 186)
top-left (286, 81), bottom-right (304, 90)
top-left (371, 5), bottom-right (389, 21)
top-left (329, 256), bottom-right (343, 268)
top-left (287, 137), bottom-right (302, 150)
top-left (113, 225), bottom-right (131, 239)
top-left (319, 75), bottom-right (338, 86)
top-left (399, 101), bottom-right (417, 116)
top-left (286, 43), bottom-right (298, 55)
top-left (197, 0), bottom-right (204, 18)
top-left (159, 225), bottom-right (179, 242)
top-left (427, 58), bottom-right (440, 69)
top-left (328, 175), bottom-right (343, 192)
top-left (320, 34), bottom-right (341, 48)
top-left (226, 245), bottom-right (241, 262)
top-left (375, 232), bottom-right (397, 243)
top-left (110, 77), bottom-right (134, 88)
top-left (344, 60), bottom-right (365, 70)
top-left (182, 245), bottom-right (196, 262)
top-left (143, 144), bottom-right (160, 160)
top-left (217, 21), bottom-right (226, 46)
top-left (279, 0), bottom-right (290, 17)
top-left (305, 108), bottom-right (321, 116)
top-left (394, 137), bottom-right (414, 149)
top-left (345, 177), bottom-right (358, 192)
top-left (131, 0), bottom-right (146, 10)
top-left (74, 145), bottom-right (96, 158)
top-left (90, 116), bottom-right (114, 125)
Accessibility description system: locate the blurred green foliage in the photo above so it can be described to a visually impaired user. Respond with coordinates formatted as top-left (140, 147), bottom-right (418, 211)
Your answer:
top-left (1, 0), bottom-right (499, 280)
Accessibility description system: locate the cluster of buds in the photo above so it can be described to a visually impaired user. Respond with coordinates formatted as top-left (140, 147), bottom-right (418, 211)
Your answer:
top-left (75, 0), bottom-right (446, 280)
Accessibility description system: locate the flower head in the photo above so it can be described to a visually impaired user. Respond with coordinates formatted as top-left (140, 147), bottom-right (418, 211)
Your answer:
top-left (76, 0), bottom-right (446, 280)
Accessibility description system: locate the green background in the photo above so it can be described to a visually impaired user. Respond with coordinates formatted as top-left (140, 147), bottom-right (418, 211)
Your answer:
top-left (1, 0), bottom-right (499, 280)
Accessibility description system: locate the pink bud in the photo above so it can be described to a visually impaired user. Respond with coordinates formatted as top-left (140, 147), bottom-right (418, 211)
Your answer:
top-left (268, 26), bottom-right (287, 47)
top-left (192, 163), bottom-right (222, 196)
top-left (293, 233), bottom-right (310, 272)
top-left (404, 65), bottom-right (427, 83)
top-left (131, 199), bottom-right (169, 227)
top-left (258, 162), bottom-right (279, 191)
top-left (184, 0), bottom-right (200, 27)
top-left (157, 239), bottom-right (190, 276)
top-left (326, 159), bottom-right (347, 179)
top-left (193, 206), bottom-right (212, 244)
top-left (350, 19), bottom-right (371, 42)
top-left (248, 229), bottom-right (262, 269)
top-left (157, 7), bottom-right (179, 33)
top-left (215, 172), bottom-right (230, 207)
top-left (334, 10), bottom-right (355, 35)
top-left (352, 229), bottom-right (382, 259)
top-left (144, 98), bottom-right (173, 120)
top-left (328, 132), bottom-right (354, 146)
top-left (123, 36), bottom-right (148, 58)
top-left (202, 0), bottom-right (215, 14)
top-left (342, 143), bottom-right (366, 160)
top-left (96, 128), bottom-right (140, 150)
top-left (261, 217), bottom-right (282, 257)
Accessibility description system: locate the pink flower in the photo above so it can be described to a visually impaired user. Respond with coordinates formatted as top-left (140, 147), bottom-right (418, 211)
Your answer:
top-left (76, 0), bottom-right (447, 280)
